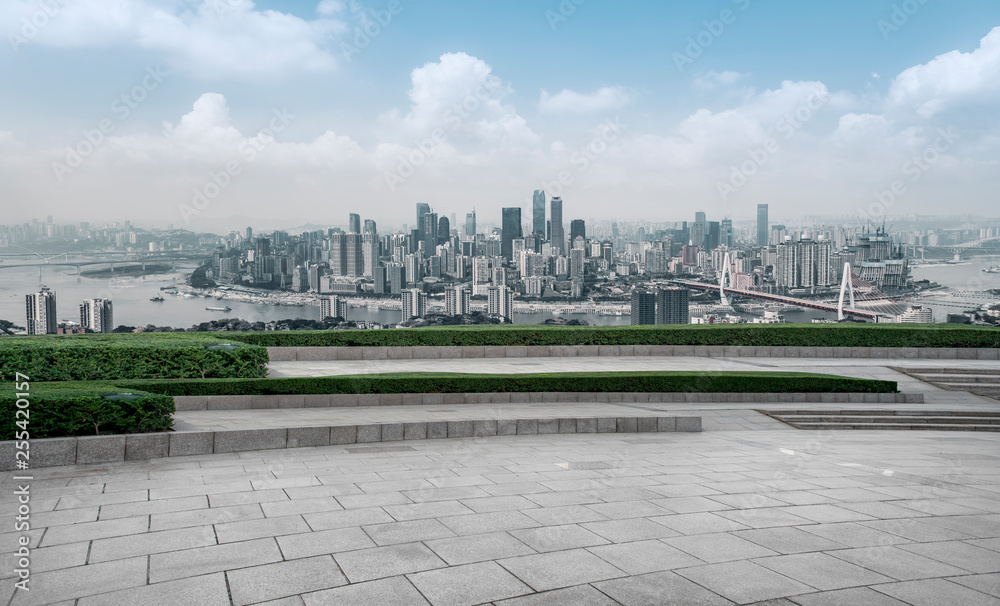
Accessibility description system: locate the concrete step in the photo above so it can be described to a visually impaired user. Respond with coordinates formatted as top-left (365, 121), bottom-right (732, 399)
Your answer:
top-left (760, 409), bottom-right (1000, 417)
top-left (931, 383), bottom-right (1000, 394)
top-left (789, 422), bottom-right (1000, 431)
top-left (902, 367), bottom-right (1000, 375)
top-left (917, 375), bottom-right (1000, 384)
top-left (778, 416), bottom-right (1000, 425)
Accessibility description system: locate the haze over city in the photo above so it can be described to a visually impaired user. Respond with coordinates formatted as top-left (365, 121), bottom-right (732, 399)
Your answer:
top-left (2, 0), bottom-right (999, 228)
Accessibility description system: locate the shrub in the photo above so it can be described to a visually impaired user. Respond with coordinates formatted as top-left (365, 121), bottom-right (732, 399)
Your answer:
top-left (0, 334), bottom-right (269, 381)
top-left (121, 371), bottom-right (897, 396)
top-left (0, 383), bottom-right (174, 440)
top-left (221, 324), bottom-right (1000, 349)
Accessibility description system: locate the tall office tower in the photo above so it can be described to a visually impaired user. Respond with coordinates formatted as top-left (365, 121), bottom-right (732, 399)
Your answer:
top-left (682, 244), bottom-right (699, 266)
top-left (437, 216), bottom-right (450, 245)
top-left (363, 219), bottom-right (377, 234)
top-left (630, 290), bottom-right (656, 325)
top-left (404, 253), bottom-right (423, 284)
top-left (386, 262), bottom-right (405, 294)
top-left (532, 190), bottom-right (546, 236)
top-left (416, 203), bottom-right (430, 238)
top-left (570, 219), bottom-right (586, 244)
top-left (401, 288), bottom-right (427, 320)
top-left (550, 197), bottom-right (564, 254)
top-left (656, 287), bottom-right (690, 325)
top-left (695, 211), bottom-right (706, 228)
top-left (320, 295), bottom-right (348, 320)
top-left (465, 210), bottom-right (477, 237)
top-left (601, 241), bottom-right (613, 266)
top-left (349, 213), bottom-right (361, 234)
top-left (488, 285), bottom-right (514, 320)
top-left (501, 207), bottom-right (522, 262)
top-left (570, 247), bottom-right (585, 278)
top-left (345, 233), bottom-right (364, 277)
top-left (79, 298), bottom-right (113, 333)
top-left (373, 265), bottom-right (387, 294)
top-left (689, 221), bottom-right (705, 250)
top-left (329, 232), bottom-right (346, 276)
top-left (25, 287), bottom-right (57, 335)
top-left (757, 204), bottom-right (769, 246)
top-left (245, 227), bottom-right (253, 241)
top-left (720, 219), bottom-right (733, 248)
top-left (707, 221), bottom-right (721, 251)
top-left (423, 212), bottom-right (438, 256)
top-left (362, 232), bottom-right (378, 278)
top-left (446, 285), bottom-right (471, 316)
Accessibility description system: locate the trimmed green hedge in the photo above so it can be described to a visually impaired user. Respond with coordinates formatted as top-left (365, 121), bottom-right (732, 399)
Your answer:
top-left (120, 371), bottom-right (897, 396)
top-left (0, 382), bottom-right (174, 440)
top-left (0, 334), bottom-right (269, 381)
top-left (221, 324), bottom-right (1000, 349)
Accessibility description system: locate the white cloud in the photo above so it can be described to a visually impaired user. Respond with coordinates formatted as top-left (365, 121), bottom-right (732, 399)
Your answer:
top-left (538, 87), bottom-right (632, 114)
top-left (692, 70), bottom-right (748, 90)
top-left (1, 0), bottom-right (345, 79)
top-left (887, 26), bottom-right (1000, 118)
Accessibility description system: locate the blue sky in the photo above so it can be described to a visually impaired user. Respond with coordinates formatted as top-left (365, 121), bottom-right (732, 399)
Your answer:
top-left (1, 0), bottom-right (999, 229)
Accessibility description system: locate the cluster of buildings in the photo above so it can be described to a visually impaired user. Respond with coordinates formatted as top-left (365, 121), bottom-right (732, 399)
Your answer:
top-left (25, 287), bottom-right (113, 335)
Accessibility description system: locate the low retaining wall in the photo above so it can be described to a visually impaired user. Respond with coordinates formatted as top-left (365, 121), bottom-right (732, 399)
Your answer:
top-left (0, 415), bottom-right (701, 470)
top-left (268, 345), bottom-right (1000, 361)
top-left (174, 391), bottom-right (922, 411)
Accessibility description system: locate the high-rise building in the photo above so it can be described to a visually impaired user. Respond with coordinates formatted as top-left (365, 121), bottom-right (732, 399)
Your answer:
top-left (26, 287), bottom-right (57, 335)
top-left (630, 290), bottom-right (656, 325)
top-left (550, 197), bottom-right (564, 255)
top-left (79, 298), bottom-right (113, 333)
top-left (404, 253), bottom-right (422, 284)
top-left (720, 219), bottom-right (733, 248)
top-left (501, 207), bottom-right (522, 262)
top-left (437, 216), bottom-right (450, 245)
top-left (532, 190), bottom-right (546, 236)
top-left (363, 219), bottom-right (377, 234)
top-left (401, 288), bottom-right (427, 320)
top-left (465, 210), bottom-right (476, 237)
top-left (345, 233), bottom-right (364, 277)
top-left (385, 262), bottom-right (405, 294)
top-left (320, 295), bottom-right (347, 320)
top-left (329, 232), bottom-right (346, 276)
top-left (349, 213), bottom-right (361, 234)
top-left (757, 204), bottom-right (769, 247)
top-left (416, 203), bottom-right (430, 238)
top-left (446, 285), bottom-right (470, 316)
top-left (362, 231), bottom-right (378, 278)
top-left (570, 219), bottom-right (586, 244)
top-left (373, 265), bottom-right (387, 294)
top-left (488, 285), bottom-right (514, 320)
top-left (423, 212), bottom-right (438, 256)
top-left (570, 247), bottom-right (585, 278)
top-left (656, 287), bottom-right (689, 325)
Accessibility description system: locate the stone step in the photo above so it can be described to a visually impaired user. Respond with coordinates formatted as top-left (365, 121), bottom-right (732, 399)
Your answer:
top-left (173, 391), bottom-right (921, 411)
top-left (1, 414), bottom-right (703, 471)
top-left (760, 409), bottom-right (1000, 417)
top-left (789, 422), bottom-right (1000, 432)
top-left (775, 416), bottom-right (1000, 425)
top-left (931, 383), bottom-right (1000, 394)
top-left (903, 367), bottom-right (1000, 375)
top-left (916, 375), bottom-right (1000, 384)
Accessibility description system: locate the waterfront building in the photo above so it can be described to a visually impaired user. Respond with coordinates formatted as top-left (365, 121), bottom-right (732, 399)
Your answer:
top-left (631, 290), bottom-right (656, 325)
top-left (26, 286), bottom-right (57, 335)
top-left (79, 298), bottom-right (113, 333)
top-left (401, 288), bottom-right (427, 320)
top-left (656, 287), bottom-right (689, 325)
top-left (446, 285), bottom-right (471, 316)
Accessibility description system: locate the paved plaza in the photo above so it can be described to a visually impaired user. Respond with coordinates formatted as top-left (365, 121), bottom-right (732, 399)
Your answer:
top-left (3, 426), bottom-right (1000, 605)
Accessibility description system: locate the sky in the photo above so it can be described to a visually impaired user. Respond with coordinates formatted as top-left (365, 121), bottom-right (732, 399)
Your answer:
top-left (1, 0), bottom-right (999, 231)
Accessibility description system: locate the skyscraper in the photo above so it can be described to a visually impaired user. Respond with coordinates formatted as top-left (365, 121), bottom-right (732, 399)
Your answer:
top-left (437, 216), bottom-right (450, 245)
top-left (532, 190), bottom-right (546, 236)
top-left (550, 197), bottom-right (564, 255)
top-left (386, 262), bottom-right (405, 294)
top-left (363, 219), bottom-right (377, 234)
top-left (630, 290), bottom-right (656, 325)
top-left (423, 212), bottom-right (438, 256)
top-left (26, 287), bottom-right (57, 335)
top-left (329, 232), bottom-right (346, 276)
top-left (416, 203), bottom-right (430, 238)
top-left (362, 232), bottom-right (378, 278)
top-left (570, 219), bottom-right (586, 244)
top-left (720, 218), bottom-right (733, 248)
top-left (488, 285), bottom-right (514, 320)
top-left (80, 298), bottom-right (113, 333)
top-left (570, 247), bottom-right (585, 278)
top-left (349, 213), bottom-right (361, 234)
top-left (757, 204), bottom-right (769, 246)
top-left (465, 210), bottom-right (476, 237)
top-left (656, 287), bottom-right (689, 325)
top-left (501, 207), bottom-right (522, 262)
top-left (345, 233), bottom-right (364, 277)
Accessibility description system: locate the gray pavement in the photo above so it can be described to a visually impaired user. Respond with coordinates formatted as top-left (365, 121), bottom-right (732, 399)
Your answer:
top-left (3, 428), bottom-right (1000, 605)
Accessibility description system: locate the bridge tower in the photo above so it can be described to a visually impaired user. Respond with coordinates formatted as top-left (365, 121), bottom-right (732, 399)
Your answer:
top-left (719, 252), bottom-right (734, 307)
top-left (837, 262), bottom-right (855, 321)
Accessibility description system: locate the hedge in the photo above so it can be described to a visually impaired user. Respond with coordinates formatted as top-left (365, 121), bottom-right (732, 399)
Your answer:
top-left (0, 334), bottom-right (269, 381)
top-left (0, 382), bottom-right (174, 440)
top-left (221, 324), bottom-right (1000, 349)
top-left (120, 371), bottom-right (897, 396)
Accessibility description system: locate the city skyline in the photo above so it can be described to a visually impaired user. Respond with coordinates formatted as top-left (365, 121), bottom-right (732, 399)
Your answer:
top-left (1, 2), bottom-right (999, 225)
